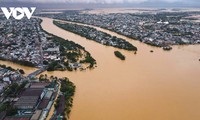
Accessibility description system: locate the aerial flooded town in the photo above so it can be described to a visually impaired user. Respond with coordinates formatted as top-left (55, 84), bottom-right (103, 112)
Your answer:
top-left (39, 9), bottom-right (200, 50)
top-left (0, 0), bottom-right (200, 120)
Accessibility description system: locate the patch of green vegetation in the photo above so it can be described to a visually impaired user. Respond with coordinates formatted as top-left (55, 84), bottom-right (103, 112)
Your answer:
top-left (0, 102), bottom-right (18, 116)
top-left (52, 34), bottom-right (96, 66)
top-left (54, 77), bottom-right (75, 120)
top-left (41, 28), bottom-right (96, 71)
top-left (80, 54), bottom-right (96, 68)
top-left (47, 61), bottom-right (62, 71)
top-left (4, 81), bottom-right (28, 97)
top-left (114, 51), bottom-right (126, 60)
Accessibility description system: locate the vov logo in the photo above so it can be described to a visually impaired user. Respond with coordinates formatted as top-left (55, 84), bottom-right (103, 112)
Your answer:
top-left (1, 7), bottom-right (36, 20)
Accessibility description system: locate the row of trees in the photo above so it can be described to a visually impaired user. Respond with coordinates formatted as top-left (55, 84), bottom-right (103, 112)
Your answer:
top-left (4, 81), bottom-right (28, 97)
top-left (0, 81), bottom-right (28, 116)
top-left (0, 64), bottom-right (25, 74)
top-left (53, 77), bottom-right (76, 120)
top-left (0, 57), bottom-right (35, 67)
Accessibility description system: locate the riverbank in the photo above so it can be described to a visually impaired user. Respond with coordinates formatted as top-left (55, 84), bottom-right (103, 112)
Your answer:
top-left (0, 61), bottom-right (37, 76)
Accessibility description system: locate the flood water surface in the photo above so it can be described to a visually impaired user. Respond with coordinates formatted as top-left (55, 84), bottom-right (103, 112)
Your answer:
top-left (1, 17), bottom-right (200, 120)
top-left (40, 17), bottom-right (200, 120)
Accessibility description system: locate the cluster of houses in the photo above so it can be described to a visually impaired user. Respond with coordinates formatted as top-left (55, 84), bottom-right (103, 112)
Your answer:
top-left (0, 18), bottom-right (61, 67)
top-left (0, 18), bottom-right (43, 66)
top-left (47, 11), bottom-right (200, 48)
top-left (43, 40), bottom-right (61, 62)
top-left (0, 66), bottom-right (24, 96)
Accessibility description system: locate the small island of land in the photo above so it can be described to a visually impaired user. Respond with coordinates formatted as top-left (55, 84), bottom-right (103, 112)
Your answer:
top-left (114, 51), bottom-right (126, 60)
top-left (53, 21), bottom-right (137, 51)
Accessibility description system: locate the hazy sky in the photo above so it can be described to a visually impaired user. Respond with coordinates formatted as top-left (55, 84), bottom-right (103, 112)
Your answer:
top-left (2, 0), bottom-right (199, 4)
top-left (0, 0), bottom-right (199, 8)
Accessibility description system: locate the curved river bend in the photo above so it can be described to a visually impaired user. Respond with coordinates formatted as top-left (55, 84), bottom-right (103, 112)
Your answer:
top-left (1, 17), bottom-right (200, 120)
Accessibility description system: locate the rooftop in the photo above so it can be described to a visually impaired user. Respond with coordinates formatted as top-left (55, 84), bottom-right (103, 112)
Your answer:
top-left (14, 96), bottom-right (39, 109)
top-left (30, 82), bottom-right (50, 89)
top-left (21, 88), bottom-right (43, 97)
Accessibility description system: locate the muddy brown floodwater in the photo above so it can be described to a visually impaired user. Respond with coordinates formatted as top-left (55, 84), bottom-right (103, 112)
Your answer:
top-left (1, 16), bottom-right (200, 120)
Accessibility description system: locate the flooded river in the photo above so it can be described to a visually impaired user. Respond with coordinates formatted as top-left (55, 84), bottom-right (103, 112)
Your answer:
top-left (1, 17), bottom-right (200, 120)
top-left (0, 60), bottom-right (37, 76)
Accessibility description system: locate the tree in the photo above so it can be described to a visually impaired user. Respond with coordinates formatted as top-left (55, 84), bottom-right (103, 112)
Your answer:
top-left (6, 106), bottom-right (18, 116)
top-left (19, 69), bottom-right (25, 74)
top-left (39, 74), bottom-right (45, 81)
top-left (43, 60), bottom-right (49, 65)
top-left (114, 51), bottom-right (126, 60)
